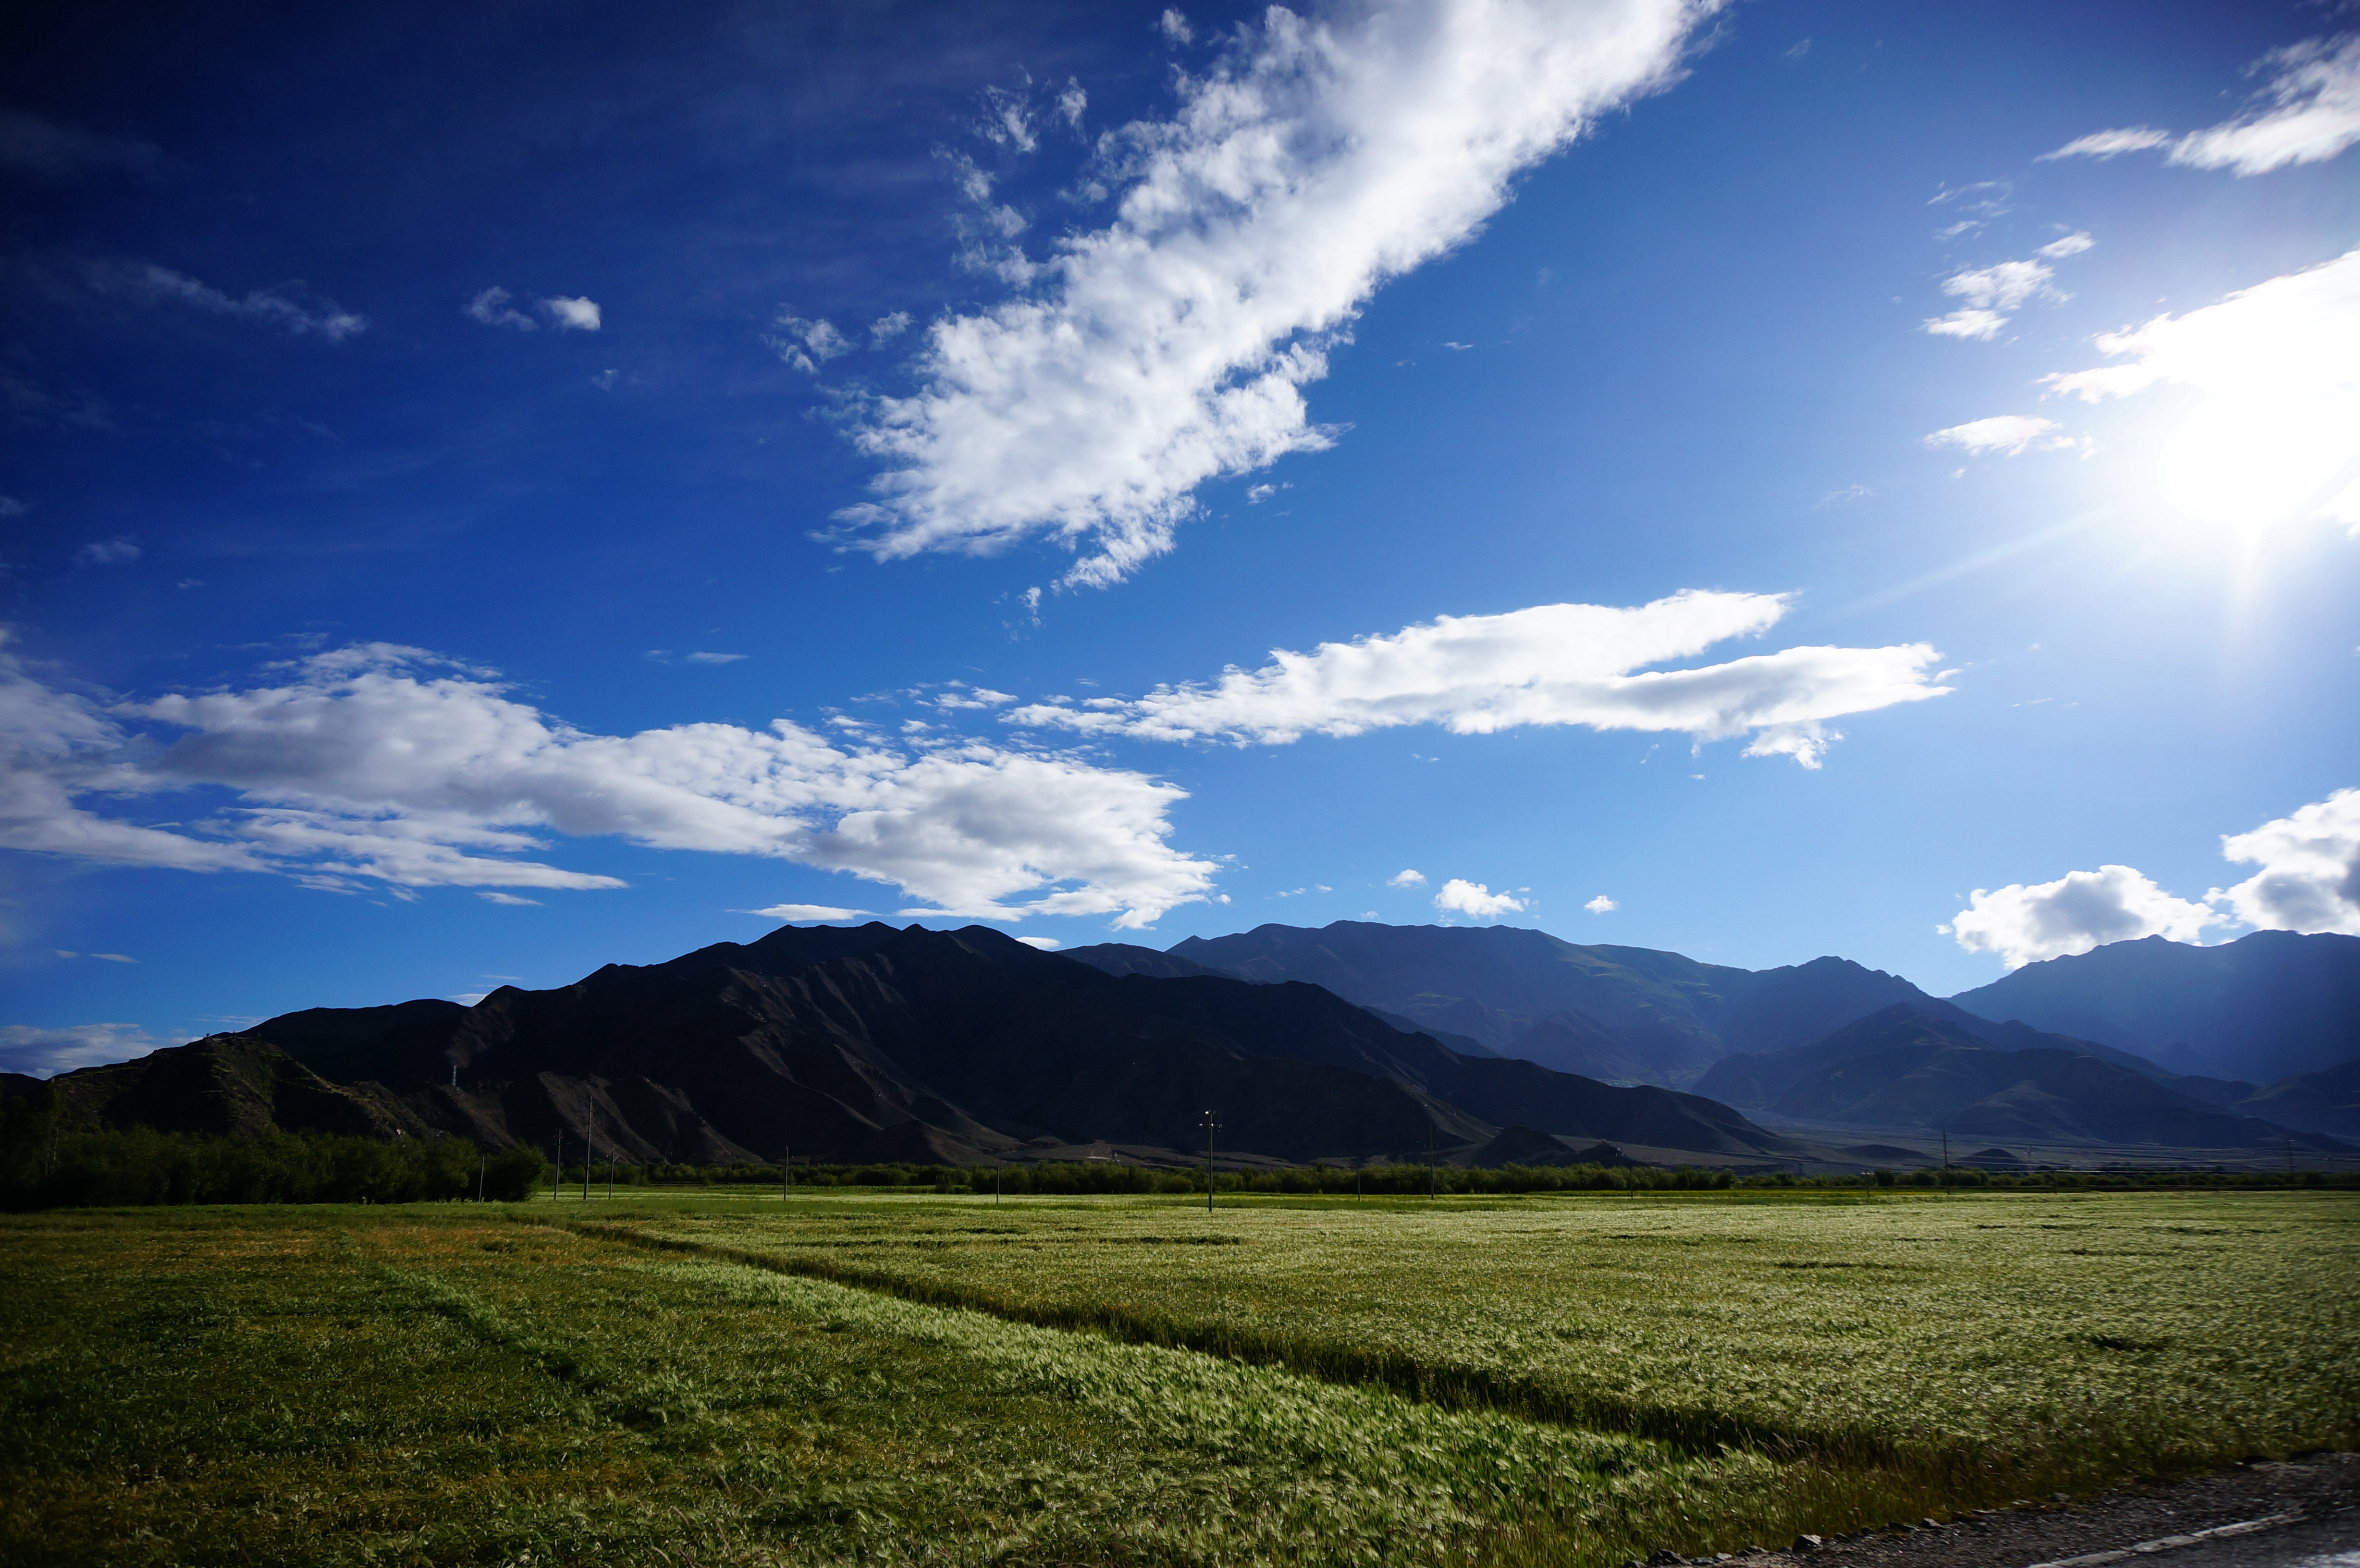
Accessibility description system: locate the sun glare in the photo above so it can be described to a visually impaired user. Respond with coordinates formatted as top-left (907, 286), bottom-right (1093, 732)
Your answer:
top-left (2159, 394), bottom-right (2360, 535)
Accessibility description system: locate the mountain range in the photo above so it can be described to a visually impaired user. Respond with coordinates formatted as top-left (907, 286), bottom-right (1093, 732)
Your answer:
top-left (17, 918), bottom-right (2352, 1167)
top-left (1950, 931), bottom-right (2360, 1084)
top-left (1693, 1006), bottom-right (2346, 1151)
top-left (31, 923), bottom-right (1798, 1167)
top-left (1083, 921), bottom-right (2358, 1148)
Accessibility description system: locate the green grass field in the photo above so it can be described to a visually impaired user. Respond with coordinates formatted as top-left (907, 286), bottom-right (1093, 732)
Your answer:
top-left (3, 1189), bottom-right (2353, 1567)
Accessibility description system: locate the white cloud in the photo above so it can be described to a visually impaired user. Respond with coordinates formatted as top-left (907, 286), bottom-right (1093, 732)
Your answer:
top-left (833, 0), bottom-right (1718, 585)
top-left (1434, 878), bottom-right (1524, 919)
top-left (74, 536), bottom-right (142, 566)
top-left (467, 287), bottom-right (536, 330)
top-left (1922, 257), bottom-right (2061, 342)
top-left (928, 683), bottom-right (1017, 711)
top-left (0, 1022), bottom-right (159, 1078)
top-left (96, 261), bottom-right (367, 342)
top-left (2212, 788), bottom-right (2360, 936)
top-left (1004, 590), bottom-right (1947, 768)
top-left (90, 952), bottom-right (136, 963)
top-left (0, 497), bottom-right (24, 516)
top-left (448, 992), bottom-right (490, 1006)
top-left (0, 641), bottom-right (1217, 930)
top-left (1584, 894), bottom-right (1616, 913)
top-left (2040, 127), bottom-right (2170, 162)
top-left (1924, 415), bottom-right (2081, 457)
top-left (770, 310), bottom-right (851, 373)
top-left (476, 891), bottom-right (541, 906)
top-left (1015, 935), bottom-right (1062, 949)
top-left (871, 311), bottom-right (913, 344)
top-left (1157, 8), bottom-right (1193, 45)
top-left (749, 904), bottom-right (876, 921)
top-left (1923, 308), bottom-right (2009, 342)
top-left (2035, 231), bottom-right (2096, 260)
top-left (684, 652), bottom-right (746, 665)
top-left (1057, 79), bottom-right (1087, 130)
top-left (1948, 864), bottom-right (2225, 969)
top-left (1386, 868), bottom-right (1427, 887)
top-left (2041, 247), bottom-right (2360, 532)
top-left (2043, 35), bottom-right (2360, 177)
top-left (540, 295), bottom-right (602, 331)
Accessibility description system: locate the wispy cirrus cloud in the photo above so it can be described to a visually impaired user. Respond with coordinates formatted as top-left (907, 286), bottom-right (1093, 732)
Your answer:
top-left (833, 0), bottom-right (1721, 586)
top-left (2042, 34), bottom-right (2360, 176)
top-left (1924, 415), bottom-right (2084, 457)
top-left (0, 109), bottom-right (165, 182)
top-left (0, 1022), bottom-right (165, 1078)
top-left (1005, 590), bottom-right (1949, 769)
top-left (92, 261), bottom-right (367, 342)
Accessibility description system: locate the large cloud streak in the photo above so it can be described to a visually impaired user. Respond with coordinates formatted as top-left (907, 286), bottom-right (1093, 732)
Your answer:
top-left (2044, 34), bottom-right (2360, 177)
top-left (1006, 591), bottom-right (1948, 767)
top-left (2, 643), bottom-right (1215, 929)
top-left (836, 0), bottom-right (1718, 585)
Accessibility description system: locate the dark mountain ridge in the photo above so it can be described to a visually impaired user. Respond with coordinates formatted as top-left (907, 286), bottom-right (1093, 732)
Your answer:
top-left (216, 922), bottom-right (1795, 1165)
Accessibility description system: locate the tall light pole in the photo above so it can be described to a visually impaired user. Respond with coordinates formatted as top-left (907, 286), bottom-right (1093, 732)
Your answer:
top-left (1201, 1111), bottom-right (1221, 1215)
top-left (584, 1104), bottom-right (594, 1202)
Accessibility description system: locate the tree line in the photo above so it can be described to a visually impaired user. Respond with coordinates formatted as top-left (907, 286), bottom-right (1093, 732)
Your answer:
top-left (0, 1089), bottom-right (546, 1210)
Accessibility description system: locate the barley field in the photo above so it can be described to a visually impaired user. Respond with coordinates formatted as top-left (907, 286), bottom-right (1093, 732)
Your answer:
top-left (2, 1189), bottom-right (2353, 1567)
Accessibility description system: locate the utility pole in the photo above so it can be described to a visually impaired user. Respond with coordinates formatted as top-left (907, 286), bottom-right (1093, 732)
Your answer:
top-left (1941, 1129), bottom-right (1950, 1191)
top-left (477, 1151), bottom-right (486, 1203)
top-left (784, 1139), bottom-right (792, 1202)
top-left (1426, 1124), bottom-right (1435, 1199)
top-left (1201, 1111), bottom-right (1220, 1214)
top-left (2286, 1139), bottom-right (2296, 1181)
top-left (552, 1128), bottom-right (563, 1201)
top-left (584, 1105), bottom-right (593, 1202)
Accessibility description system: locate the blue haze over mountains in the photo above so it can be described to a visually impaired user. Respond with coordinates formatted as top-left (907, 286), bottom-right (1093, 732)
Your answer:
top-left (1076, 920), bottom-right (2360, 1144)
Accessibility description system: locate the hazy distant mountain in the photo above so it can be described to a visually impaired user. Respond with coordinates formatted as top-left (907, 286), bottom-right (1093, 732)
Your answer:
top-left (1695, 1005), bottom-right (2345, 1151)
top-left (1950, 931), bottom-right (2360, 1083)
top-left (1166, 921), bottom-right (1988, 1088)
top-left (1059, 943), bottom-right (1237, 980)
top-left (2233, 1058), bottom-right (2360, 1139)
top-left (1061, 941), bottom-right (1500, 1055)
top-left (229, 922), bottom-right (1793, 1164)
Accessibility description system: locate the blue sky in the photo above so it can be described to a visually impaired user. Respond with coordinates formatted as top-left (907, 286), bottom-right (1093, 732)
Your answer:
top-left (5, 0), bottom-right (2359, 1074)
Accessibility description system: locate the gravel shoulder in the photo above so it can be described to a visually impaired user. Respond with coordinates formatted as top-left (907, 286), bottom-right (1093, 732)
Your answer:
top-left (1665, 1456), bottom-right (2360, 1568)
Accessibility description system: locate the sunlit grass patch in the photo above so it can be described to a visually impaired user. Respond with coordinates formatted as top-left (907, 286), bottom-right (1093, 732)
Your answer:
top-left (2, 1191), bottom-right (2352, 1567)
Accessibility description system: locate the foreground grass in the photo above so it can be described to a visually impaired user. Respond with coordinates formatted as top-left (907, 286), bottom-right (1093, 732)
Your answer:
top-left (605, 1190), bottom-right (2360, 1500)
top-left (0, 1192), bottom-right (2352, 1566)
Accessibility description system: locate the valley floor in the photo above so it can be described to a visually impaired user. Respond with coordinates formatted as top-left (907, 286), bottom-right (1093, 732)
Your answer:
top-left (1, 1189), bottom-right (2353, 1567)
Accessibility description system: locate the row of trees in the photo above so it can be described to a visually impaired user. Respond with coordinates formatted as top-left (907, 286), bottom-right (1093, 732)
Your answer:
top-left (0, 1092), bottom-right (547, 1210)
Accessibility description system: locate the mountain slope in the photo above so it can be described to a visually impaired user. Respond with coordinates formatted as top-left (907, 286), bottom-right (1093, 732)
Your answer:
top-left (39, 1034), bottom-right (423, 1140)
top-left (244, 923), bottom-right (1795, 1164)
top-left (1949, 931), bottom-right (2360, 1082)
top-left (2234, 1057), bottom-right (2360, 1139)
top-left (1167, 921), bottom-right (1993, 1088)
top-left (1696, 1006), bottom-right (2344, 1150)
